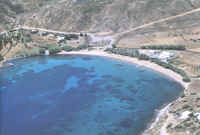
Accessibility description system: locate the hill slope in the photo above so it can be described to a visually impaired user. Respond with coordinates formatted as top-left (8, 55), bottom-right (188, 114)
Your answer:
top-left (1, 0), bottom-right (200, 48)
top-left (17, 0), bottom-right (200, 33)
top-left (0, 0), bottom-right (24, 31)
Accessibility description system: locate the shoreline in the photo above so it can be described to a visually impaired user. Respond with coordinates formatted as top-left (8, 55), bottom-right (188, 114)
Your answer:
top-left (58, 50), bottom-right (189, 89)
top-left (1, 49), bottom-right (189, 89)
top-left (0, 56), bottom-right (25, 68)
top-left (142, 103), bottom-right (172, 135)
top-left (1, 49), bottom-right (190, 135)
top-left (58, 49), bottom-right (190, 135)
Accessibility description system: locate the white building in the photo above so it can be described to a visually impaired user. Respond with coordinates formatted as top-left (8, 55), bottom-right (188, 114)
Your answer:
top-left (31, 29), bottom-right (38, 34)
top-left (57, 36), bottom-right (65, 43)
top-left (140, 50), bottom-right (176, 62)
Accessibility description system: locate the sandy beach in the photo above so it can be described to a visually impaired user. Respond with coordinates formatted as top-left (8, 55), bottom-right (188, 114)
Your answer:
top-left (0, 49), bottom-right (190, 135)
top-left (58, 49), bottom-right (190, 135)
top-left (58, 50), bottom-right (189, 89)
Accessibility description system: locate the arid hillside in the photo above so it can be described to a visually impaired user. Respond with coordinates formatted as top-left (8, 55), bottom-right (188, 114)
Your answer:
top-left (0, 0), bottom-right (24, 31)
top-left (5, 0), bottom-right (197, 48)
top-left (0, 0), bottom-right (63, 31)
top-left (16, 0), bottom-right (200, 32)
top-left (1, 0), bottom-right (200, 47)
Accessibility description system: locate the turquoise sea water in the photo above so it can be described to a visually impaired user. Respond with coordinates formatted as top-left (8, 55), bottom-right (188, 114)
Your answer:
top-left (0, 55), bottom-right (183, 135)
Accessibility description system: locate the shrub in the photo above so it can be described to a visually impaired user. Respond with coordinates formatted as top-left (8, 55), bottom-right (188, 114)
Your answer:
top-left (105, 48), bottom-right (190, 82)
top-left (105, 48), bottom-right (139, 57)
top-left (112, 44), bottom-right (116, 48)
top-left (183, 77), bottom-right (191, 82)
top-left (24, 34), bottom-right (33, 43)
top-left (0, 43), bottom-right (3, 50)
top-left (0, 54), bottom-right (4, 61)
top-left (138, 54), bottom-right (150, 60)
top-left (182, 104), bottom-right (190, 109)
top-left (16, 47), bottom-right (41, 57)
top-left (39, 48), bottom-right (45, 55)
top-left (48, 46), bottom-right (62, 54)
top-left (141, 45), bottom-right (185, 50)
top-left (167, 123), bottom-right (173, 129)
top-left (151, 58), bottom-right (190, 82)
top-left (75, 45), bottom-right (88, 50)
top-left (62, 46), bottom-right (73, 52)
top-left (66, 34), bottom-right (79, 40)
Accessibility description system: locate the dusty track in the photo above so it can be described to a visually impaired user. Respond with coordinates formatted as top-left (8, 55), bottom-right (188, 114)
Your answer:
top-left (1, 7), bottom-right (200, 46)
top-left (21, 26), bottom-right (81, 35)
top-left (113, 8), bottom-right (200, 39)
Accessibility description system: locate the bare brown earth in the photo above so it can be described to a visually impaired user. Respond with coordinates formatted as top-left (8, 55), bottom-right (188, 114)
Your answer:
top-left (145, 78), bottom-right (200, 135)
top-left (117, 27), bottom-right (200, 48)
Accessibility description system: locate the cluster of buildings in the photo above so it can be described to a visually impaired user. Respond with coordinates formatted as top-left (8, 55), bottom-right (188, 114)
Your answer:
top-left (180, 111), bottom-right (200, 121)
top-left (140, 50), bottom-right (176, 62)
top-left (1, 27), bottom-right (115, 48)
top-left (29, 29), bottom-right (87, 46)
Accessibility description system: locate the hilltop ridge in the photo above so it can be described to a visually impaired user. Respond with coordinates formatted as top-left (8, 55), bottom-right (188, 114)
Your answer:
top-left (13, 0), bottom-right (200, 47)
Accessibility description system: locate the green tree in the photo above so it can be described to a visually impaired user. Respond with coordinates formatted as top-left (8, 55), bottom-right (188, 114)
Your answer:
top-left (0, 54), bottom-right (4, 61)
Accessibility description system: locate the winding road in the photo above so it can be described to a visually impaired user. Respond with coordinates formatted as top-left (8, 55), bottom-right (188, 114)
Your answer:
top-left (1, 7), bottom-right (200, 46)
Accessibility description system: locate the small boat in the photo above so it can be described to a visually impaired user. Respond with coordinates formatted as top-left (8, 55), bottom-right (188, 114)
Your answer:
top-left (7, 63), bottom-right (14, 66)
